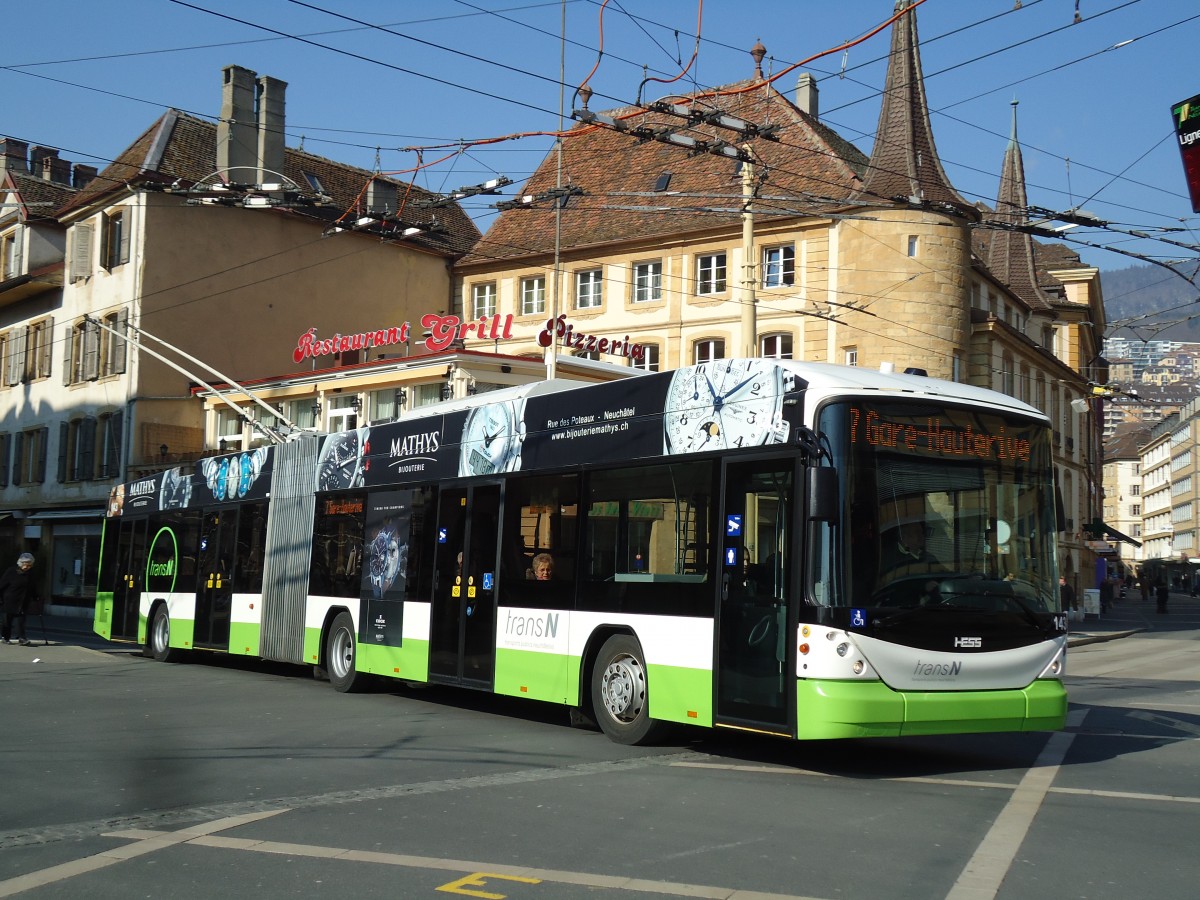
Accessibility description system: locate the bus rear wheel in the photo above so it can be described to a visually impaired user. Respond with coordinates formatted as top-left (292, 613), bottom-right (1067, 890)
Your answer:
top-left (326, 612), bottom-right (366, 693)
top-left (590, 635), bottom-right (670, 745)
top-left (148, 605), bottom-right (181, 663)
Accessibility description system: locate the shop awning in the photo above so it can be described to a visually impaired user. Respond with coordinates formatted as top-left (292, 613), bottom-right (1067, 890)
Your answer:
top-left (1082, 519), bottom-right (1142, 548)
top-left (26, 508), bottom-right (105, 521)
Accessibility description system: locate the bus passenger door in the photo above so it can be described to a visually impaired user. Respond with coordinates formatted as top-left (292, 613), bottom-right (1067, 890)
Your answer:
top-left (109, 518), bottom-right (148, 641)
top-left (429, 483), bottom-right (501, 687)
top-left (194, 509), bottom-right (236, 650)
top-left (715, 460), bottom-right (794, 735)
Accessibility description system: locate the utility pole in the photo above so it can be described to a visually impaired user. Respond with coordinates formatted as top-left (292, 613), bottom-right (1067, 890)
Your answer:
top-left (739, 148), bottom-right (758, 358)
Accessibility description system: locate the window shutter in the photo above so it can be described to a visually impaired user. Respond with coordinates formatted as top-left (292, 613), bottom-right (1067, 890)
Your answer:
top-left (0, 433), bottom-right (8, 488)
top-left (58, 421), bottom-right (70, 483)
top-left (82, 417), bottom-right (97, 480)
top-left (39, 317), bottom-right (53, 378)
top-left (11, 432), bottom-right (23, 486)
top-left (35, 427), bottom-right (48, 484)
top-left (107, 409), bottom-right (123, 478)
top-left (112, 309), bottom-right (128, 374)
top-left (12, 232), bottom-right (23, 277)
top-left (83, 320), bottom-right (100, 381)
top-left (100, 214), bottom-right (111, 271)
top-left (70, 223), bottom-right (93, 281)
top-left (118, 210), bottom-right (131, 265)
top-left (6, 328), bottom-right (26, 385)
top-left (63, 322), bottom-right (75, 385)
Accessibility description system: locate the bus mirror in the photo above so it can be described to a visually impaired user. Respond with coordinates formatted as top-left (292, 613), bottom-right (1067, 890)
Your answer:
top-left (808, 467), bottom-right (838, 523)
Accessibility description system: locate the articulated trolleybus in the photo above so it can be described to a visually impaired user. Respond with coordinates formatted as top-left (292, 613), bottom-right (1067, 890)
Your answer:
top-left (95, 359), bottom-right (1067, 744)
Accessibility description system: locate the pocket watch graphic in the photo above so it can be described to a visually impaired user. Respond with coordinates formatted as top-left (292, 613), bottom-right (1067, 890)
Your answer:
top-left (459, 400), bottom-right (525, 476)
top-left (663, 359), bottom-right (791, 454)
top-left (316, 427), bottom-right (369, 492)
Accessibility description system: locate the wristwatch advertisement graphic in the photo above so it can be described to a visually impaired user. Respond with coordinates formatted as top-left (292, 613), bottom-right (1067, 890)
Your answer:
top-left (663, 360), bottom-right (792, 454)
top-left (316, 427), bottom-right (370, 492)
top-left (459, 399), bottom-right (525, 476)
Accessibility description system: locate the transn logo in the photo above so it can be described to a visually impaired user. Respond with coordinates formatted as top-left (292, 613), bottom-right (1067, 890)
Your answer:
top-left (954, 637), bottom-right (982, 648)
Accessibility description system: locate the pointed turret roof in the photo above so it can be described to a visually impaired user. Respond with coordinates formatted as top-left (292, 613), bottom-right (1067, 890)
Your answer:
top-left (986, 100), bottom-right (1053, 310)
top-left (854, 0), bottom-right (972, 214)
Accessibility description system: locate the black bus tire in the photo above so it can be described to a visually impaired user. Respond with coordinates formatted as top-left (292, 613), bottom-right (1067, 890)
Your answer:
top-left (149, 605), bottom-right (181, 663)
top-left (590, 634), bottom-right (670, 745)
top-left (326, 611), bottom-right (366, 693)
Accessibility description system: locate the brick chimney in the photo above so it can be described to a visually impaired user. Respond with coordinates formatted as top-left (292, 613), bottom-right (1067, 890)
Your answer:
top-left (47, 155), bottom-right (71, 185)
top-left (0, 138), bottom-right (29, 177)
top-left (217, 65), bottom-right (258, 180)
top-left (29, 146), bottom-right (58, 180)
top-left (256, 75), bottom-right (287, 185)
top-left (796, 72), bottom-right (819, 119)
top-left (73, 164), bottom-right (98, 189)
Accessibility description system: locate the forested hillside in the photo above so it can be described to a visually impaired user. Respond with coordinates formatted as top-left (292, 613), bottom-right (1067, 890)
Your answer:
top-left (1103, 263), bottom-right (1200, 340)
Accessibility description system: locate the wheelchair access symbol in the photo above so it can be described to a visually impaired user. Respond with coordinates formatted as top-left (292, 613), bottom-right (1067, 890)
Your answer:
top-left (850, 608), bottom-right (867, 628)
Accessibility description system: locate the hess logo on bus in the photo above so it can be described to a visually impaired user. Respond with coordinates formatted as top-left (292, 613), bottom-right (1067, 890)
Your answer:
top-left (954, 636), bottom-right (982, 649)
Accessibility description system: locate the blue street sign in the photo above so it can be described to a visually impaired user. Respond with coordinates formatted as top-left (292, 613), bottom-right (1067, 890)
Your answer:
top-left (851, 608), bottom-right (866, 628)
top-left (437, 527), bottom-right (448, 544)
top-left (725, 547), bottom-right (739, 567)
top-left (726, 515), bottom-right (743, 537)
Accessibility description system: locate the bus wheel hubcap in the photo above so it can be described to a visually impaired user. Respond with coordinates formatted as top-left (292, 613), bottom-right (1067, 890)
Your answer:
top-left (601, 654), bottom-right (645, 722)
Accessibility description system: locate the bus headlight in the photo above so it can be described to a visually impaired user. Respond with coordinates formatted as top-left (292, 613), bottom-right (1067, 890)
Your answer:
top-left (836, 642), bottom-right (850, 657)
top-left (852, 660), bottom-right (865, 674)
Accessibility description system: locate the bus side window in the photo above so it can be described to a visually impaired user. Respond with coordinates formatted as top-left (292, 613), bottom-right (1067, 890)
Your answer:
top-left (499, 473), bottom-right (579, 607)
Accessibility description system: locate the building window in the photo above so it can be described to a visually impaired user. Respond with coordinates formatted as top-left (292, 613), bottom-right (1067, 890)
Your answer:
top-left (520, 276), bottom-right (546, 316)
top-left (4, 328), bottom-right (25, 386)
top-left (696, 253), bottom-right (727, 295)
top-left (953, 352), bottom-right (963, 382)
top-left (694, 339), bottom-right (725, 364)
top-left (24, 318), bottom-right (53, 381)
top-left (61, 418), bottom-right (97, 482)
top-left (471, 283), bottom-right (496, 319)
top-left (96, 411), bottom-right (122, 479)
top-left (760, 333), bottom-right (793, 359)
top-left (1130, 484), bottom-right (1140, 496)
top-left (216, 408), bottom-right (246, 452)
top-left (907, 235), bottom-right (919, 257)
top-left (66, 313), bottom-right (126, 384)
top-left (762, 245), bottom-right (795, 288)
top-left (12, 427), bottom-right (49, 485)
top-left (101, 208), bottom-right (130, 270)
top-left (1, 231), bottom-right (22, 280)
top-left (633, 261), bottom-right (662, 303)
top-left (575, 269), bottom-right (602, 309)
top-left (0, 432), bottom-right (9, 487)
top-left (844, 347), bottom-right (858, 367)
top-left (1131, 505), bottom-right (1141, 516)
top-left (632, 344), bottom-right (660, 372)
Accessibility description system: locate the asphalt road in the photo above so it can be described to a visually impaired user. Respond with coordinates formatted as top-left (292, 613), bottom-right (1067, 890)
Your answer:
top-left (0, 597), bottom-right (1196, 900)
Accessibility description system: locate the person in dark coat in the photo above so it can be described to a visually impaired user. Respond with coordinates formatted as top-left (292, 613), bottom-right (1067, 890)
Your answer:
top-left (1156, 578), bottom-right (1170, 615)
top-left (0, 553), bottom-right (36, 645)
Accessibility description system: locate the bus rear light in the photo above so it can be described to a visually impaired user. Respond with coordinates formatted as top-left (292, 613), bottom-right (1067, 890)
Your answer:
top-left (836, 642), bottom-right (850, 657)
top-left (802, 626), bottom-right (811, 637)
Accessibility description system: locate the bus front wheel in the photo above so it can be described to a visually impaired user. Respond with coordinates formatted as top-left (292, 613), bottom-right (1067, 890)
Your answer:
top-left (148, 605), bottom-right (181, 663)
top-left (590, 635), bottom-right (669, 745)
top-left (326, 612), bottom-right (366, 693)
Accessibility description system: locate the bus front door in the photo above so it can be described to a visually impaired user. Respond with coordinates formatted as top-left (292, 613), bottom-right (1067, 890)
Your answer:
top-left (715, 460), bottom-right (794, 736)
top-left (109, 518), bottom-right (148, 642)
top-left (194, 509), bottom-right (236, 651)
top-left (429, 483), bottom-right (501, 687)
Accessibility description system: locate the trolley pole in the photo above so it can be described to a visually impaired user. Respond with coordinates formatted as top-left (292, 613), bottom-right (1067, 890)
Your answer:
top-left (739, 148), bottom-right (758, 358)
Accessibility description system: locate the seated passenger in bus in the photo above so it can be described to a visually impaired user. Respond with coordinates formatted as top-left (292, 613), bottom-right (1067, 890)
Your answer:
top-left (528, 553), bottom-right (554, 581)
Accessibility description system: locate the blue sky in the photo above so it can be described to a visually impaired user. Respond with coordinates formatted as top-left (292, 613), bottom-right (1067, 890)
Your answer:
top-left (4, 0), bottom-right (1198, 276)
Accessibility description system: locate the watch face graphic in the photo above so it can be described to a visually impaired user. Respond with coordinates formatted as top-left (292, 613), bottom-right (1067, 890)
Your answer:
top-left (663, 360), bottom-right (791, 454)
top-left (159, 467), bottom-right (193, 510)
top-left (459, 400), bottom-right (524, 476)
top-left (316, 427), bottom-right (369, 492)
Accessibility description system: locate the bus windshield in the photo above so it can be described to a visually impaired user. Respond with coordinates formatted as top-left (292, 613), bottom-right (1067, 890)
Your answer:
top-left (813, 400), bottom-right (1059, 615)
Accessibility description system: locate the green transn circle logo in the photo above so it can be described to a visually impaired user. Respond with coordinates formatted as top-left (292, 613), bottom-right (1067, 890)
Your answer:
top-left (145, 527), bottom-right (180, 594)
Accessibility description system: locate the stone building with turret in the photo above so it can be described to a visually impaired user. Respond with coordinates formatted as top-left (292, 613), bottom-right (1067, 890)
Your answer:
top-left (455, 1), bottom-right (1106, 588)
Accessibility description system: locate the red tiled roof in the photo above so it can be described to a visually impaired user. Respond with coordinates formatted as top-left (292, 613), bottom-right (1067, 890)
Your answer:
top-left (461, 79), bottom-right (867, 266)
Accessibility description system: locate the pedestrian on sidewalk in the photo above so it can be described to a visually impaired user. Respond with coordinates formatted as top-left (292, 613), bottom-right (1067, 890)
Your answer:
top-left (1156, 578), bottom-right (1170, 615)
top-left (1100, 576), bottom-right (1114, 614)
top-left (0, 553), bottom-right (37, 645)
top-left (1059, 575), bottom-right (1077, 622)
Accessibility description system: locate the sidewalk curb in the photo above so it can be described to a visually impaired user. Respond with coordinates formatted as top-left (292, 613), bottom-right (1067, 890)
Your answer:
top-left (1068, 628), bottom-right (1143, 648)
